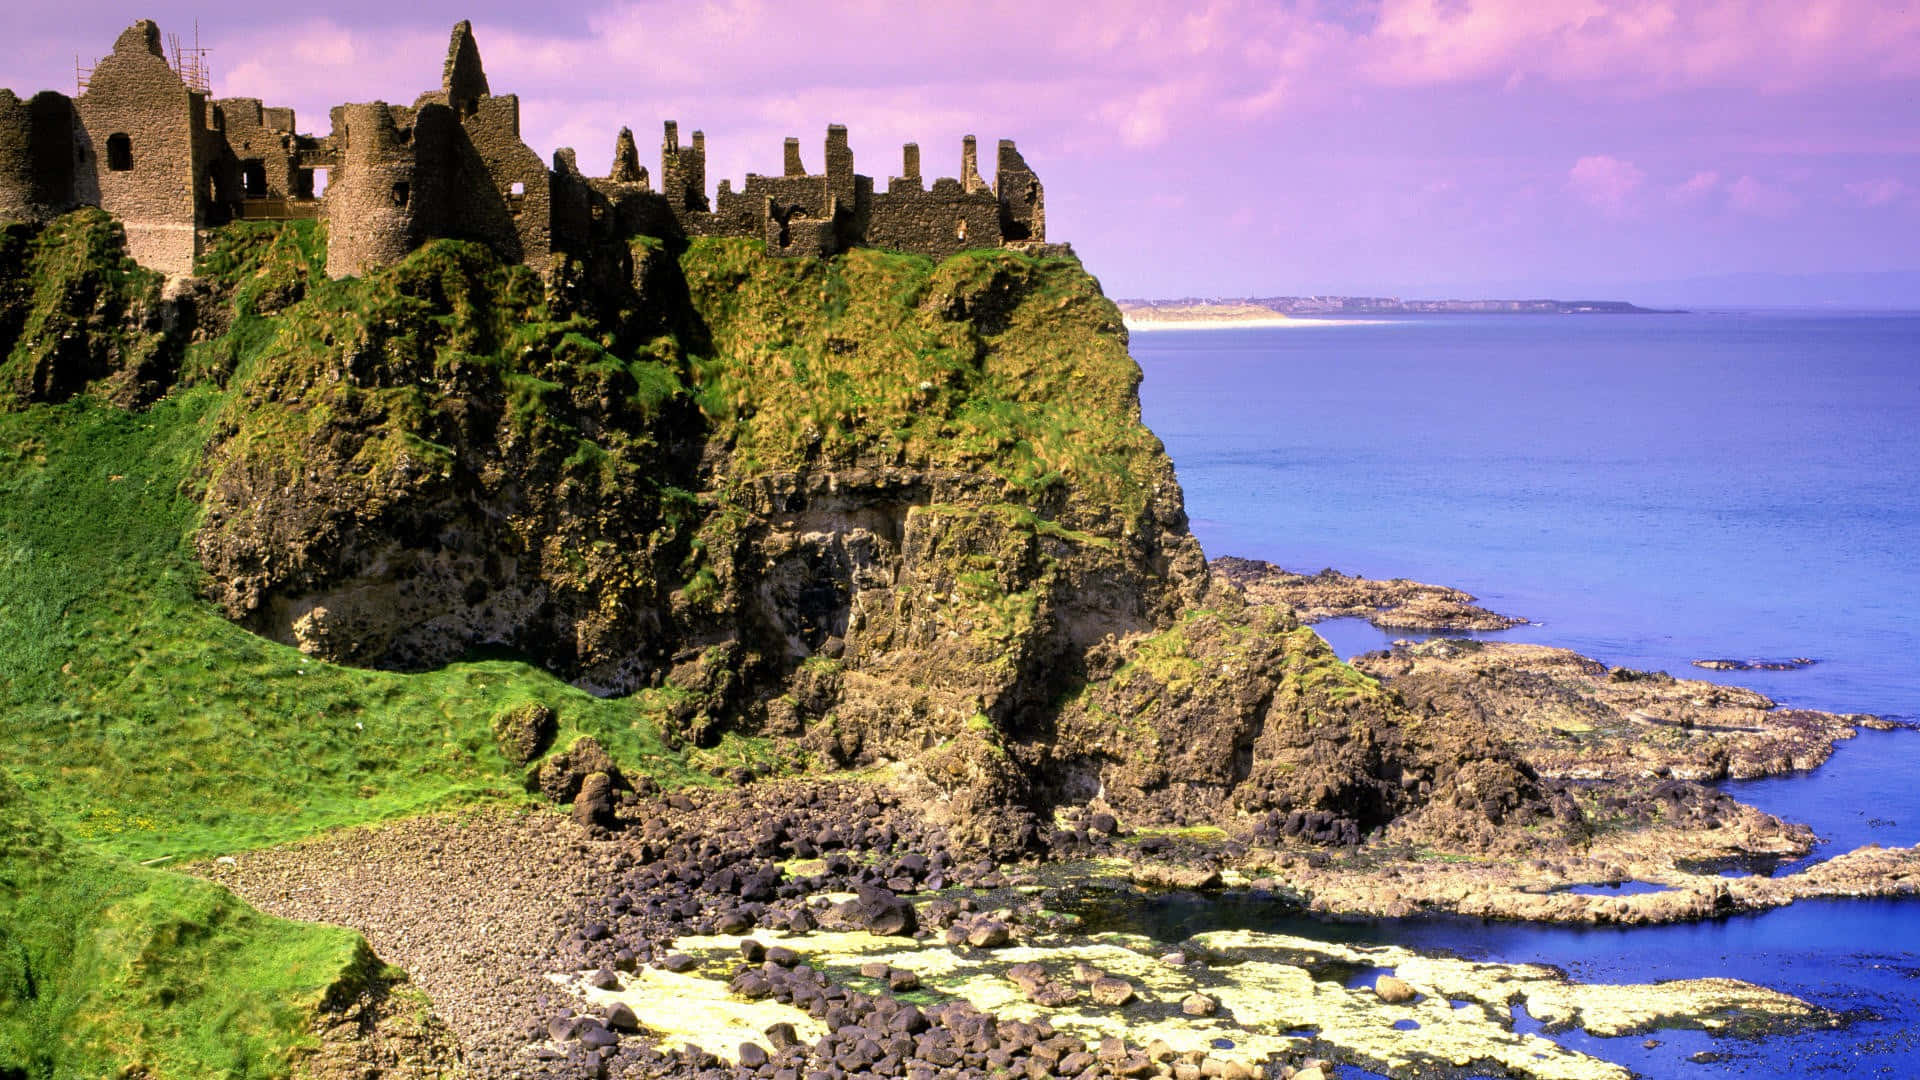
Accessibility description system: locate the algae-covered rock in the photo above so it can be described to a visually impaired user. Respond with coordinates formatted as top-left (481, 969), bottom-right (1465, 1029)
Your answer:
top-left (627, 926), bottom-right (1829, 1080)
top-left (491, 700), bottom-right (556, 765)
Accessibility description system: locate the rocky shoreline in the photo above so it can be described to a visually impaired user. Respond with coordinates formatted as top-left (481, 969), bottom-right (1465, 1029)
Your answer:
top-left (190, 565), bottom-right (1918, 1080)
top-left (1211, 558), bottom-right (1527, 632)
top-left (198, 754), bottom-right (1910, 1079)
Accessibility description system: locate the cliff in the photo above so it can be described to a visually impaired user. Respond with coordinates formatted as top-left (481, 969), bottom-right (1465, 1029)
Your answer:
top-left (0, 211), bottom-right (1538, 1075)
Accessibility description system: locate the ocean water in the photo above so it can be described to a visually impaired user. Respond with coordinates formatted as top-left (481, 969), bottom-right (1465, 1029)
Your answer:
top-left (1133, 312), bottom-right (1920, 717)
top-left (1127, 312), bottom-right (1920, 1077)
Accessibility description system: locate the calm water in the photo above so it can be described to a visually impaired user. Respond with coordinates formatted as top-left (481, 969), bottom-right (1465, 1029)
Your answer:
top-left (1128, 312), bottom-right (1920, 1076)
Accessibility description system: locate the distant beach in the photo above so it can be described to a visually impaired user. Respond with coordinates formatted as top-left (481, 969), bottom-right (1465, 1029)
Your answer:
top-left (1124, 315), bottom-right (1387, 331)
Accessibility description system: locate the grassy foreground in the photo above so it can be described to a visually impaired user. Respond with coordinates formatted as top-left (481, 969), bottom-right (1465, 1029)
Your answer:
top-left (0, 771), bottom-right (373, 1078)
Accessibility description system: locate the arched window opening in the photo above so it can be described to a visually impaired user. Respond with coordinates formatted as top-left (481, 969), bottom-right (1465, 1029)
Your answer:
top-left (955, 218), bottom-right (967, 242)
top-left (241, 161), bottom-right (268, 198)
top-left (106, 133), bottom-right (132, 172)
top-left (391, 182), bottom-right (410, 207)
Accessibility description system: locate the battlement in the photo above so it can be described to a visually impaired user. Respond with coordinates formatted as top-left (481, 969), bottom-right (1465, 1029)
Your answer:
top-left (0, 20), bottom-right (1056, 278)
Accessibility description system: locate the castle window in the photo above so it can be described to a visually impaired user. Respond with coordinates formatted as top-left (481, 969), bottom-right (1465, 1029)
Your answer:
top-left (296, 167), bottom-right (329, 199)
top-left (510, 181), bottom-right (525, 197)
top-left (106, 133), bottom-right (132, 171)
top-left (955, 219), bottom-right (967, 242)
top-left (241, 161), bottom-right (268, 198)
top-left (391, 182), bottom-right (410, 207)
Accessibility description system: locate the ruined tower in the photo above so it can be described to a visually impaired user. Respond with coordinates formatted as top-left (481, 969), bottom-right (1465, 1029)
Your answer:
top-left (72, 21), bottom-right (210, 275)
top-left (322, 20), bottom-right (552, 278)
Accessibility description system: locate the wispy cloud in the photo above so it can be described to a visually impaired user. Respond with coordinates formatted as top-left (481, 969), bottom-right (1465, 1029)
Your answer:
top-left (1843, 176), bottom-right (1912, 207)
top-left (1671, 171), bottom-right (1722, 203)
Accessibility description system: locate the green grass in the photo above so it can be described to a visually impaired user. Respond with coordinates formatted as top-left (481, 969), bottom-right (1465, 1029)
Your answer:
top-left (680, 239), bottom-right (1164, 518)
top-left (0, 771), bottom-right (373, 1080)
top-left (0, 391), bottom-right (703, 863)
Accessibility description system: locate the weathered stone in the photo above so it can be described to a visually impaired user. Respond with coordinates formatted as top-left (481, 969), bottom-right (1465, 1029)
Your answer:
top-left (967, 920), bottom-right (1012, 948)
top-left (1090, 975), bottom-right (1135, 1006)
top-left (1375, 974), bottom-right (1416, 1004)
top-left (572, 771), bottom-right (616, 829)
top-left (491, 701), bottom-right (556, 765)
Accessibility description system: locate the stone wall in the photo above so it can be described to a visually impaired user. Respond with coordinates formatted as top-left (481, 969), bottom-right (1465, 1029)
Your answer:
top-left (0, 90), bottom-right (77, 223)
top-left (73, 21), bottom-right (205, 276)
top-left (8, 19), bottom-right (1056, 278)
top-left (212, 97), bottom-right (302, 204)
top-left (994, 140), bottom-right (1044, 242)
top-left (867, 178), bottom-right (1005, 261)
top-left (324, 103), bottom-right (418, 278)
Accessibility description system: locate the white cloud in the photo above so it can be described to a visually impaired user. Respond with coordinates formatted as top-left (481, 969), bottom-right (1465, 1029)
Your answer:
top-left (1671, 170), bottom-right (1722, 202)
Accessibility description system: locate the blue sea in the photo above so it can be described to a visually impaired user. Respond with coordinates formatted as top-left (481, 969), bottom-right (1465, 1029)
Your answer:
top-left (1128, 312), bottom-right (1920, 1078)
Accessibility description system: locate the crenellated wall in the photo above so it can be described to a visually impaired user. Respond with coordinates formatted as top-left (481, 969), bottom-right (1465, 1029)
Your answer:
top-left (1, 18), bottom-right (1061, 280)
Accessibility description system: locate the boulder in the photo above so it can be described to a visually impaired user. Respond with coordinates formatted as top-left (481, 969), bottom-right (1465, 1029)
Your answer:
top-left (573, 771), bottom-right (617, 829)
top-left (604, 1002), bottom-right (640, 1033)
top-left (537, 737), bottom-right (624, 804)
top-left (1375, 974), bottom-right (1416, 1004)
top-left (1090, 975), bottom-right (1136, 1006)
top-left (492, 701), bottom-right (556, 765)
top-left (841, 885), bottom-right (917, 937)
top-left (966, 920), bottom-right (1012, 948)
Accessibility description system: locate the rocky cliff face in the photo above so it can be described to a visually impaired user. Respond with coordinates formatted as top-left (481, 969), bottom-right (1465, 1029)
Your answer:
top-left (7, 212), bottom-right (1535, 855)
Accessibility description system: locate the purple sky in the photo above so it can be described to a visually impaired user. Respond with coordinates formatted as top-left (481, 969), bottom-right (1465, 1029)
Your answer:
top-left (6, 1), bottom-right (1919, 301)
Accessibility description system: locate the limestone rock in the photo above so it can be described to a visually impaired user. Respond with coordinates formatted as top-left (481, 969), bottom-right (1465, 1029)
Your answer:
top-left (1375, 974), bottom-right (1416, 1003)
top-left (1090, 975), bottom-right (1136, 1006)
top-left (572, 771), bottom-right (615, 829)
top-left (1182, 991), bottom-right (1219, 1016)
top-left (536, 737), bottom-right (622, 805)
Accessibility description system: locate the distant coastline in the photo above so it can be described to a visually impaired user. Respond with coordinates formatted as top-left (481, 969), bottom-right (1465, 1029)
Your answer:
top-left (1119, 295), bottom-right (1681, 329)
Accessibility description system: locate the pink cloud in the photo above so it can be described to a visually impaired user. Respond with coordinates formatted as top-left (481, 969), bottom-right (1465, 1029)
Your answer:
top-left (1671, 171), bottom-right (1722, 203)
top-left (1567, 154), bottom-right (1646, 217)
top-left (1362, 0), bottom-right (1920, 94)
top-left (1727, 175), bottom-right (1798, 217)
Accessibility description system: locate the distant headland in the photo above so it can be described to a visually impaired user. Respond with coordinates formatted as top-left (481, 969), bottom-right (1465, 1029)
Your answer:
top-left (1119, 295), bottom-right (1680, 329)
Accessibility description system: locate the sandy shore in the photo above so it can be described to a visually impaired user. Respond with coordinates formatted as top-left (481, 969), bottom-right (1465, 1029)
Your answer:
top-left (1123, 316), bottom-right (1387, 331)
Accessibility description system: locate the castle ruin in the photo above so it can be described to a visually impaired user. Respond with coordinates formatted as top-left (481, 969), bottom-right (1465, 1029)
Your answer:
top-left (0, 19), bottom-right (1054, 279)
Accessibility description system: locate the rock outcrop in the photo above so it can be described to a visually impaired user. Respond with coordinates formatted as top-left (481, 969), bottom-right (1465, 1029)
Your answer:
top-left (13, 212), bottom-right (1543, 858)
top-left (1354, 638), bottom-right (1881, 781)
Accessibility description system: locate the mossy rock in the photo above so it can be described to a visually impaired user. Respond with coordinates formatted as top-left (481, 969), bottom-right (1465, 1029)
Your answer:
top-left (492, 701), bottom-right (557, 765)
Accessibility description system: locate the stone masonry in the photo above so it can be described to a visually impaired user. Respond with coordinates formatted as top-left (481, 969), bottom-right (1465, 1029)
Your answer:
top-left (0, 19), bottom-right (1059, 279)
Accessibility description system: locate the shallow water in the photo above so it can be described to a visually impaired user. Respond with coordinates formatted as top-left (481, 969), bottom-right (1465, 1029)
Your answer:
top-left (1129, 313), bottom-right (1920, 1076)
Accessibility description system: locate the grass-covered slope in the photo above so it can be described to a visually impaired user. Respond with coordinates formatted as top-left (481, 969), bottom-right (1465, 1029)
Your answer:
top-left (0, 210), bottom-right (177, 407)
top-left (0, 772), bottom-right (372, 1079)
top-left (680, 239), bottom-right (1168, 517)
top-left (0, 389), bottom-right (699, 864)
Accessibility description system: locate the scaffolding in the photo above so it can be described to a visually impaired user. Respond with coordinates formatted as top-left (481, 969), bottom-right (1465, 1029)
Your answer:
top-left (75, 21), bottom-right (212, 96)
top-left (168, 23), bottom-right (212, 94)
